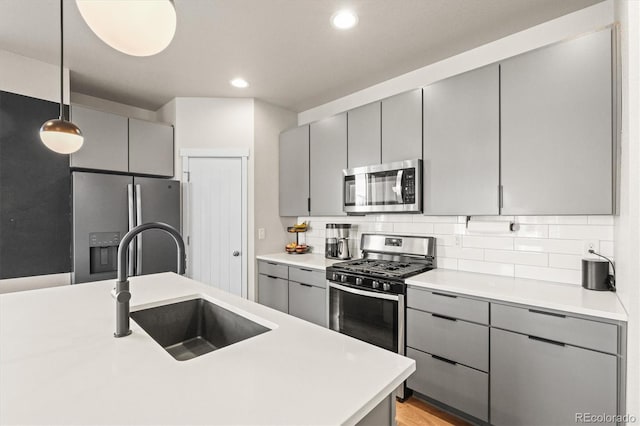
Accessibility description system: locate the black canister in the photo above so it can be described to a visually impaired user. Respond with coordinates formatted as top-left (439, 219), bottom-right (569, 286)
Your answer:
top-left (581, 258), bottom-right (614, 291)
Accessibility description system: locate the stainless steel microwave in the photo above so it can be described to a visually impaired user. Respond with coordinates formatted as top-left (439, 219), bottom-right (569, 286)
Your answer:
top-left (343, 159), bottom-right (422, 213)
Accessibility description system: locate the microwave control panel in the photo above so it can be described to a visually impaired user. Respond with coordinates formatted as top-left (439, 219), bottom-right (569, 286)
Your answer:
top-left (403, 168), bottom-right (416, 203)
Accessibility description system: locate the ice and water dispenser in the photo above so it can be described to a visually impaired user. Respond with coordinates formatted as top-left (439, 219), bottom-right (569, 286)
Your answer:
top-left (88, 232), bottom-right (121, 274)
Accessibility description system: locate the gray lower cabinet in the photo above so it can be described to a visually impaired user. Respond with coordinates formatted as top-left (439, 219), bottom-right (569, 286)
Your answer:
top-left (129, 118), bottom-right (174, 177)
top-left (288, 281), bottom-right (326, 326)
top-left (70, 105), bottom-right (128, 172)
top-left (423, 64), bottom-right (499, 215)
top-left (257, 273), bottom-right (288, 313)
top-left (500, 28), bottom-right (613, 215)
top-left (381, 89), bottom-right (422, 163)
top-left (309, 113), bottom-right (347, 216)
top-left (490, 327), bottom-right (617, 426)
top-left (348, 102), bottom-right (381, 168)
top-left (279, 125), bottom-right (309, 216)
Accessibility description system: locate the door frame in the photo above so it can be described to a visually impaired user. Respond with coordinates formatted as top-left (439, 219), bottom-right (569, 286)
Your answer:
top-left (180, 148), bottom-right (249, 298)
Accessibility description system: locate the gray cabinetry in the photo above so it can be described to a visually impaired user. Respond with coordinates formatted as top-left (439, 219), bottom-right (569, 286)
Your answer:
top-left (381, 89), bottom-right (422, 163)
top-left (70, 105), bottom-right (128, 172)
top-left (129, 118), bottom-right (174, 177)
top-left (309, 113), bottom-right (347, 216)
top-left (490, 327), bottom-right (617, 426)
top-left (348, 102), bottom-right (381, 168)
top-left (423, 65), bottom-right (499, 215)
top-left (500, 29), bottom-right (613, 215)
top-left (279, 125), bottom-right (309, 216)
top-left (289, 281), bottom-right (326, 326)
top-left (257, 273), bottom-right (288, 313)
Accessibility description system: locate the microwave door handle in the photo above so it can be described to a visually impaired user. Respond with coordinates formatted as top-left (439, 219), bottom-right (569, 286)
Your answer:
top-left (395, 170), bottom-right (404, 203)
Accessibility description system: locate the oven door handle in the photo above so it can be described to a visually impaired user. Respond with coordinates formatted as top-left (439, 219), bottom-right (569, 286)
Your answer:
top-left (329, 282), bottom-right (400, 301)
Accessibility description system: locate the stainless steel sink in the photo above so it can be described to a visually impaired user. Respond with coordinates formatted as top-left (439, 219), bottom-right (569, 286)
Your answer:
top-left (131, 298), bottom-right (270, 361)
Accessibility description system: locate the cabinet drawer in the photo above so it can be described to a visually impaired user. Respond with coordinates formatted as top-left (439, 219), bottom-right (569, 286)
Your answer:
top-left (257, 274), bottom-right (288, 313)
top-left (407, 287), bottom-right (489, 324)
top-left (491, 303), bottom-right (618, 354)
top-left (407, 308), bottom-right (488, 371)
top-left (289, 282), bottom-right (327, 326)
top-left (257, 261), bottom-right (288, 280)
top-left (407, 347), bottom-right (488, 422)
top-left (289, 266), bottom-right (326, 288)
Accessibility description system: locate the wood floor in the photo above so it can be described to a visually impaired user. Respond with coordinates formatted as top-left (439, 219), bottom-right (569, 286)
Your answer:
top-left (396, 397), bottom-right (470, 426)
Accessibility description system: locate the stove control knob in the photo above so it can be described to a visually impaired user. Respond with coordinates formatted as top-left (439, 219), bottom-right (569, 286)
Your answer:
top-left (331, 273), bottom-right (338, 281)
top-left (383, 283), bottom-right (391, 292)
top-left (372, 281), bottom-right (380, 289)
top-left (355, 277), bottom-right (363, 285)
top-left (340, 274), bottom-right (348, 283)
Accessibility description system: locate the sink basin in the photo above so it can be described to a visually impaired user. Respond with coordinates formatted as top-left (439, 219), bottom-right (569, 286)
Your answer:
top-left (131, 298), bottom-right (270, 361)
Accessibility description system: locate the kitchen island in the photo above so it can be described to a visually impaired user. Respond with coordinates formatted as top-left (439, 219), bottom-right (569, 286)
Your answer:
top-left (0, 273), bottom-right (414, 425)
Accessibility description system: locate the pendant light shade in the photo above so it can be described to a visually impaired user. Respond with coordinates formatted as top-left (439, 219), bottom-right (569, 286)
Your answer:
top-left (76, 0), bottom-right (177, 57)
top-left (39, 0), bottom-right (84, 155)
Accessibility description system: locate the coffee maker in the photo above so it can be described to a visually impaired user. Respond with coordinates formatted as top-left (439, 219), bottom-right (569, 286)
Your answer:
top-left (326, 223), bottom-right (351, 260)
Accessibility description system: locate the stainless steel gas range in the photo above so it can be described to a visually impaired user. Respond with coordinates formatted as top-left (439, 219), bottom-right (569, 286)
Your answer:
top-left (326, 234), bottom-right (436, 400)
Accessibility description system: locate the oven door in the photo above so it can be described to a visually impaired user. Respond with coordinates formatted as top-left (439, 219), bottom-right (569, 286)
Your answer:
top-left (328, 282), bottom-right (404, 356)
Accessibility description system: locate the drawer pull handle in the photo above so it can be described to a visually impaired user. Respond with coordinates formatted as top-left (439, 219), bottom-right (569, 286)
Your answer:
top-left (267, 262), bottom-right (278, 266)
top-left (299, 268), bottom-right (313, 272)
top-left (266, 275), bottom-right (278, 279)
top-left (431, 354), bottom-right (457, 365)
top-left (528, 335), bottom-right (566, 347)
top-left (432, 291), bottom-right (457, 299)
top-left (528, 309), bottom-right (566, 318)
top-left (298, 283), bottom-right (313, 288)
top-left (432, 313), bottom-right (457, 322)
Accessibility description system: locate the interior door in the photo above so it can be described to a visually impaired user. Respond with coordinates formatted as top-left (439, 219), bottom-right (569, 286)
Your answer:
top-left (186, 157), bottom-right (243, 296)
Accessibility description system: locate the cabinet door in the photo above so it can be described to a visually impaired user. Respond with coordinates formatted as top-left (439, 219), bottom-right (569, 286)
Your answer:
top-left (348, 102), bottom-right (381, 168)
top-left (257, 274), bottom-right (288, 313)
top-left (309, 114), bottom-right (347, 216)
top-left (288, 281), bottom-right (326, 327)
top-left (70, 105), bottom-right (128, 172)
top-left (423, 65), bottom-right (499, 215)
top-left (381, 89), bottom-right (422, 163)
top-left (279, 126), bottom-right (309, 216)
top-left (129, 118), bottom-right (174, 177)
top-left (501, 29), bottom-right (613, 214)
top-left (490, 328), bottom-right (617, 426)
top-left (0, 91), bottom-right (71, 279)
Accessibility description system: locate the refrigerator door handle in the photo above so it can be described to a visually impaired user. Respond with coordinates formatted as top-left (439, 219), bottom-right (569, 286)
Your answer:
top-left (135, 184), bottom-right (143, 276)
top-left (127, 183), bottom-right (135, 277)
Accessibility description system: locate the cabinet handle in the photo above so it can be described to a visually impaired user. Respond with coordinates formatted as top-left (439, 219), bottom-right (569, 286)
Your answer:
top-left (266, 275), bottom-right (278, 279)
top-left (528, 309), bottom-right (566, 318)
top-left (298, 283), bottom-right (313, 288)
top-left (432, 291), bottom-right (457, 299)
top-left (431, 354), bottom-right (457, 365)
top-left (432, 313), bottom-right (457, 322)
top-left (267, 262), bottom-right (278, 266)
top-left (528, 335), bottom-right (566, 347)
top-left (299, 268), bottom-right (313, 272)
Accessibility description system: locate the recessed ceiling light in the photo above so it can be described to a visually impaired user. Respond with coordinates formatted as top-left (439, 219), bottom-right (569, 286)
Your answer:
top-left (230, 78), bottom-right (249, 88)
top-left (331, 10), bottom-right (358, 30)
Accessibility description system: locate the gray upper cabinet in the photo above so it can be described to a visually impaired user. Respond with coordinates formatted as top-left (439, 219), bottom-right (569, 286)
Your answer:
top-left (347, 102), bottom-right (381, 168)
top-left (309, 113), bottom-right (347, 216)
top-left (501, 29), bottom-right (613, 215)
top-left (423, 65), bottom-right (500, 215)
top-left (279, 125), bottom-right (310, 216)
top-left (70, 105), bottom-right (128, 172)
top-left (381, 89), bottom-right (422, 163)
top-left (129, 118), bottom-right (174, 177)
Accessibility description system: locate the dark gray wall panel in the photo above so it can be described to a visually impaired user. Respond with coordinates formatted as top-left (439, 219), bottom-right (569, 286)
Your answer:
top-left (0, 91), bottom-right (71, 279)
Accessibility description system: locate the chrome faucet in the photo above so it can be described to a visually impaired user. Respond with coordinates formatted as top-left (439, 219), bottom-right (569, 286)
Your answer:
top-left (113, 222), bottom-right (186, 338)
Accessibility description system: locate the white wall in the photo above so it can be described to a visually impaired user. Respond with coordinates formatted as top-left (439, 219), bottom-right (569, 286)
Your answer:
top-left (298, 1), bottom-right (615, 124)
top-left (71, 92), bottom-right (158, 122)
top-left (614, 0), bottom-right (640, 419)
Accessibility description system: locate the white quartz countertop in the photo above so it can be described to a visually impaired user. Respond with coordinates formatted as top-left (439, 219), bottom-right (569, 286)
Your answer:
top-left (0, 273), bottom-right (414, 425)
top-left (406, 269), bottom-right (627, 321)
top-left (257, 252), bottom-right (344, 270)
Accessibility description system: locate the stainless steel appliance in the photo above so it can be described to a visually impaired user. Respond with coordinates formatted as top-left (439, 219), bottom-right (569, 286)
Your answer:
top-left (72, 171), bottom-right (180, 284)
top-left (327, 233), bottom-right (436, 400)
top-left (582, 250), bottom-right (616, 291)
top-left (343, 159), bottom-right (422, 214)
top-left (325, 223), bottom-right (351, 260)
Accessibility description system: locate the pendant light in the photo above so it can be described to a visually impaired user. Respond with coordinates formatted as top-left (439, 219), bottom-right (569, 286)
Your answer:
top-left (76, 0), bottom-right (176, 57)
top-left (40, 0), bottom-right (83, 155)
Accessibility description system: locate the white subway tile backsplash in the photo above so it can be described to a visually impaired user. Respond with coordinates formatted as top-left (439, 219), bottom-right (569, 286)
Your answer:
top-left (437, 245), bottom-right (484, 261)
top-left (458, 260), bottom-right (514, 277)
top-left (484, 249), bottom-right (548, 266)
top-left (393, 222), bottom-right (434, 235)
top-left (548, 225), bottom-right (614, 240)
top-left (414, 215), bottom-right (458, 223)
top-left (514, 238), bottom-right (584, 254)
top-left (587, 216), bottom-right (615, 225)
top-left (358, 222), bottom-right (394, 233)
top-left (437, 257), bottom-right (458, 270)
top-left (548, 253), bottom-right (583, 270)
top-left (433, 223), bottom-right (465, 235)
top-left (377, 214), bottom-right (413, 223)
top-left (463, 235), bottom-right (514, 250)
top-left (515, 216), bottom-right (589, 225)
top-left (433, 234), bottom-right (457, 246)
top-left (599, 241), bottom-right (614, 257)
top-left (514, 265), bottom-right (582, 285)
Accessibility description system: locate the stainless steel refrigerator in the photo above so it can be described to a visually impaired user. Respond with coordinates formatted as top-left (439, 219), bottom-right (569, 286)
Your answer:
top-left (72, 171), bottom-right (180, 284)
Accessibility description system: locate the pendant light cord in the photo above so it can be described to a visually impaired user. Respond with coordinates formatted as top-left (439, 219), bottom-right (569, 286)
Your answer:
top-left (59, 0), bottom-right (64, 120)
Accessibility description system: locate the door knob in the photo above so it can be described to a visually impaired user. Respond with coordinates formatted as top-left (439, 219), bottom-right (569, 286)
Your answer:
top-left (232, 251), bottom-right (240, 257)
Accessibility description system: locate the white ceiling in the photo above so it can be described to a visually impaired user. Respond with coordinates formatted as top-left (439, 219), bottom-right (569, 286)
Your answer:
top-left (0, 0), bottom-right (604, 113)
